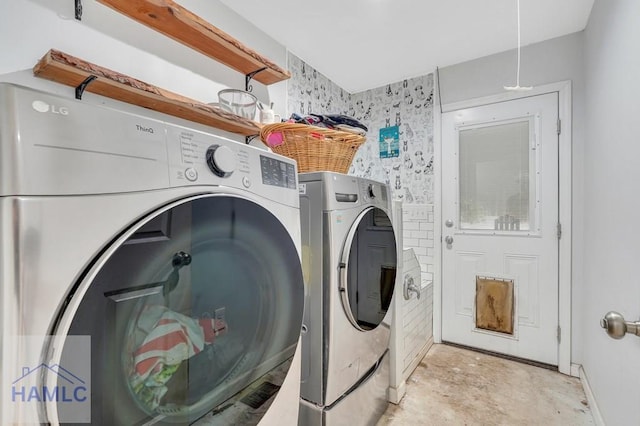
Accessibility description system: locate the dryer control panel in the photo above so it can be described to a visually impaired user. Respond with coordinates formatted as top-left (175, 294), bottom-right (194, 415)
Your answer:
top-left (298, 171), bottom-right (391, 211)
top-left (360, 181), bottom-right (388, 204)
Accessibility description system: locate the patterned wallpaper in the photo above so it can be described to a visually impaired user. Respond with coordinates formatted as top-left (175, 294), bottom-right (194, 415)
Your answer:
top-left (287, 54), bottom-right (350, 117)
top-left (287, 53), bottom-right (434, 204)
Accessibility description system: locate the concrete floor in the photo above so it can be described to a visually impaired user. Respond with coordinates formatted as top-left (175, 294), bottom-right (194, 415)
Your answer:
top-left (378, 344), bottom-right (594, 426)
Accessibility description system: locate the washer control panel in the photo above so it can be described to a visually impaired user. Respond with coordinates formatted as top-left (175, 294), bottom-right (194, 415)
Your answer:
top-left (170, 129), bottom-right (250, 184)
top-left (0, 82), bottom-right (298, 200)
top-left (167, 125), bottom-right (298, 203)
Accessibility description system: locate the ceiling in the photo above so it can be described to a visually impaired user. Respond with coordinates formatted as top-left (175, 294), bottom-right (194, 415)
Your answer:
top-left (220, 0), bottom-right (594, 93)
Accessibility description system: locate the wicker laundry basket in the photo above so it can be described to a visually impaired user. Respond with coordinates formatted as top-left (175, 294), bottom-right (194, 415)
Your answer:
top-left (259, 123), bottom-right (365, 174)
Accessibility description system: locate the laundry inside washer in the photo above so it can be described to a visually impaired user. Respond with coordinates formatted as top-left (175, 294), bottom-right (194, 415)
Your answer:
top-left (58, 196), bottom-right (302, 424)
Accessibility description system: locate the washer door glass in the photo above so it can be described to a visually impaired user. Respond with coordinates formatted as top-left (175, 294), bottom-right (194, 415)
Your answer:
top-left (340, 207), bottom-right (397, 331)
top-left (52, 195), bottom-right (304, 425)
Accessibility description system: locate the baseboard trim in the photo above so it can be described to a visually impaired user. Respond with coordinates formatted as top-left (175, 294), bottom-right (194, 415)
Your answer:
top-left (403, 336), bottom-right (434, 379)
top-left (579, 365), bottom-right (605, 426)
top-left (424, 336), bottom-right (434, 354)
top-left (570, 363), bottom-right (581, 378)
top-left (442, 341), bottom-right (557, 371)
top-left (388, 381), bottom-right (406, 405)
top-left (389, 336), bottom-right (434, 405)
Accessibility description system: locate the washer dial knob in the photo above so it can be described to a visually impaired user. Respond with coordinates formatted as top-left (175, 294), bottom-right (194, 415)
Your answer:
top-left (206, 144), bottom-right (236, 177)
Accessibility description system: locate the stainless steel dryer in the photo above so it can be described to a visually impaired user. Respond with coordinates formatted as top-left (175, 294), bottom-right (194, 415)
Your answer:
top-left (298, 172), bottom-right (397, 426)
top-left (0, 83), bottom-right (305, 425)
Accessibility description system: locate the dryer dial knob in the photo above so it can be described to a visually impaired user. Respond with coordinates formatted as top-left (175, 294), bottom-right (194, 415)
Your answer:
top-left (206, 145), bottom-right (236, 177)
top-left (368, 183), bottom-right (380, 199)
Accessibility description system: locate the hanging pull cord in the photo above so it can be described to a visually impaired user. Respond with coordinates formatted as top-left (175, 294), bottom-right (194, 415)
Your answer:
top-left (504, 0), bottom-right (532, 91)
top-left (516, 0), bottom-right (522, 86)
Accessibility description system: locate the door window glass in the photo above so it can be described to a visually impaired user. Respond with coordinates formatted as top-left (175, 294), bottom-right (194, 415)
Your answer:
top-left (343, 208), bottom-right (397, 331)
top-left (54, 195), bottom-right (304, 425)
top-left (458, 120), bottom-right (536, 232)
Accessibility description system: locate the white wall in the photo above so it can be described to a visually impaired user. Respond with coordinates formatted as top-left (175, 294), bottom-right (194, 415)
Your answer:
top-left (438, 32), bottom-right (584, 106)
top-left (582, 0), bottom-right (640, 424)
top-left (0, 0), bottom-right (287, 141)
top-left (438, 32), bottom-right (586, 366)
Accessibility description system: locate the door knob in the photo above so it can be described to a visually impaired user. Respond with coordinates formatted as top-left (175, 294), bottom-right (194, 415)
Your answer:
top-left (600, 311), bottom-right (640, 339)
top-left (444, 236), bottom-right (454, 245)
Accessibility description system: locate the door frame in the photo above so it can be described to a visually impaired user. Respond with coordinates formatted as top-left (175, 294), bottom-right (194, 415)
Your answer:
top-left (433, 80), bottom-right (572, 375)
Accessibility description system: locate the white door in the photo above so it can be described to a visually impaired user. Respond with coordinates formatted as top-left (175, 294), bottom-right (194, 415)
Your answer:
top-left (441, 93), bottom-right (559, 366)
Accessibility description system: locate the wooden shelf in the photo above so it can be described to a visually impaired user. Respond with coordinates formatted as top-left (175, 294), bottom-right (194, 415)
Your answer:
top-left (96, 0), bottom-right (290, 86)
top-left (33, 49), bottom-right (262, 136)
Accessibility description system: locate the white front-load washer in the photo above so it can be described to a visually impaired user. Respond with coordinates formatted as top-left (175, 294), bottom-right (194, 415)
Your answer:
top-left (0, 83), bottom-right (305, 425)
top-left (298, 172), bottom-right (398, 426)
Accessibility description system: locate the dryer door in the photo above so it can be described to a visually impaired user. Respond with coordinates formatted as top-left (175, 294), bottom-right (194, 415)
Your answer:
top-left (339, 207), bottom-right (398, 331)
top-left (46, 194), bottom-right (304, 425)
